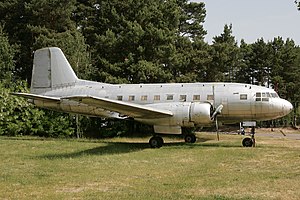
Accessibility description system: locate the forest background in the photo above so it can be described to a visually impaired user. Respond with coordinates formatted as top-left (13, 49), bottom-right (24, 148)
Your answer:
top-left (1, 0), bottom-right (300, 138)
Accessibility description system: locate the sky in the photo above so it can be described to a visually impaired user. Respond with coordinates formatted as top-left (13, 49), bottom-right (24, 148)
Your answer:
top-left (192, 0), bottom-right (300, 45)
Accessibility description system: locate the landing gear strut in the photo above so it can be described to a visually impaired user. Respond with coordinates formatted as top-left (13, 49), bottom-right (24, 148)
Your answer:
top-left (149, 136), bottom-right (164, 148)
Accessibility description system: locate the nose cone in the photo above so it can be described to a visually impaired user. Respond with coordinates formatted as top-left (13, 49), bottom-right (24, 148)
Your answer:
top-left (283, 100), bottom-right (293, 116)
top-left (271, 98), bottom-right (293, 118)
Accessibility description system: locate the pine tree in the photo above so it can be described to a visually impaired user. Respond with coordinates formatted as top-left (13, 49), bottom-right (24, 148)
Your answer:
top-left (296, 1), bottom-right (300, 10)
top-left (73, 0), bottom-right (207, 84)
top-left (207, 24), bottom-right (239, 82)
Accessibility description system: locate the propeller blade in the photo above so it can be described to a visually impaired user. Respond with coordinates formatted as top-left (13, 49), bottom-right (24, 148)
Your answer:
top-left (211, 104), bottom-right (223, 120)
top-left (216, 117), bottom-right (220, 141)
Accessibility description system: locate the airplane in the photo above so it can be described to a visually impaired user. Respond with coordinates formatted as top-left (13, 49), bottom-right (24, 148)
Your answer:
top-left (12, 47), bottom-right (293, 148)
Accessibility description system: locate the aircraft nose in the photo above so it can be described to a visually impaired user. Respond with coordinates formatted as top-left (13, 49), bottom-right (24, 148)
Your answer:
top-left (283, 100), bottom-right (293, 115)
top-left (271, 99), bottom-right (293, 117)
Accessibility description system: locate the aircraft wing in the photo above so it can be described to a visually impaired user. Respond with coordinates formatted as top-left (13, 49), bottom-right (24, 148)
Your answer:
top-left (11, 92), bottom-right (60, 102)
top-left (64, 96), bottom-right (173, 118)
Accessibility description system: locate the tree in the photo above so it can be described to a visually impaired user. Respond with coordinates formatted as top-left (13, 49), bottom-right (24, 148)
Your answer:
top-left (270, 38), bottom-right (300, 126)
top-left (73, 0), bottom-right (207, 84)
top-left (206, 24), bottom-right (240, 82)
top-left (295, 1), bottom-right (300, 10)
top-left (0, 0), bottom-right (31, 81)
top-left (0, 0), bottom-right (92, 137)
top-left (0, 81), bottom-right (74, 137)
top-left (0, 26), bottom-right (15, 81)
top-left (178, 0), bottom-right (207, 40)
top-left (0, 0), bottom-right (92, 81)
top-left (246, 38), bottom-right (273, 86)
top-left (235, 39), bottom-right (253, 83)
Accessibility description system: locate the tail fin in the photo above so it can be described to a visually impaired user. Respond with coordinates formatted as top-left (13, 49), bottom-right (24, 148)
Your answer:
top-left (31, 47), bottom-right (78, 94)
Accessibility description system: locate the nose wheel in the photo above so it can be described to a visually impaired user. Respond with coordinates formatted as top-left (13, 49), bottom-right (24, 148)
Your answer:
top-left (242, 137), bottom-right (253, 147)
top-left (242, 126), bottom-right (256, 147)
top-left (184, 134), bottom-right (196, 143)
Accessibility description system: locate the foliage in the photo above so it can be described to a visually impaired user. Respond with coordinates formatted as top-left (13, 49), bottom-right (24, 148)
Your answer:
top-left (296, 0), bottom-right (300, 10)
top-left (0, 26), bottom-right (15, 81)
top-left (73, 0), bottom-right (206, 83)
top-left (0, 80), bottom-right (74, 137)
top-left (208, 24), bottom-right (240, 82)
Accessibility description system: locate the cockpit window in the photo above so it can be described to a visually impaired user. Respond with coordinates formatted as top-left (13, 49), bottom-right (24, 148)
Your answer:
top-left (256, 92), bottom-right (261, 101)
top-left (256, 92), bottom-right (278, 101)
top-left (271, 93), bottom-right (279, 98)
top-left (262, 97), bottom-right (269, 101)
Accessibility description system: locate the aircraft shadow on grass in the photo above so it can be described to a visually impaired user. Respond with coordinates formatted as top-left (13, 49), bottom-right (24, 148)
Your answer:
top-left (39, 137), bottom-right (241, 160)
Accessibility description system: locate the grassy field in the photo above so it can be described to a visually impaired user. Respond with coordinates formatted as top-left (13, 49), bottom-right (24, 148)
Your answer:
top-left (1, 131), bottom-right (300, 200)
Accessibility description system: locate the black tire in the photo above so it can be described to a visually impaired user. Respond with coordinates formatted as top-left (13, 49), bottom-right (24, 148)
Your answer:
top-left (242, 137), bottom-right (253, 147)
top-left (149, 136), bottom-right (164, 148)
top-left (185, 134), bottom-right (196, 143)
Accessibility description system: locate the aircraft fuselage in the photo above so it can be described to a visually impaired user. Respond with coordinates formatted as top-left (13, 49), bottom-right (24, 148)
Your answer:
top-left (34, 80), bottom-right (292, 129)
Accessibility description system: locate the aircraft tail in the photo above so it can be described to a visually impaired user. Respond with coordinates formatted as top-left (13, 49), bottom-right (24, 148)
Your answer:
top-left (30, 47), bottom-right (78, 94)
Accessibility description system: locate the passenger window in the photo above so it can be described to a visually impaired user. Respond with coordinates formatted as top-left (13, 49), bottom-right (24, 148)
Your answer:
top-left (154, 95), bottom-right (160, 101)
top-left (240, 94), bottom-right (247, 100)
top-left (262, 98), bottom-right (269, 101)
top-left (193, 95), bottom-right (200, 101)
top-left (207, 95), bottom-right (214, 101)
top-left (141, 95), bottom-right (147, 101)
top-left (180, 95), bottom-right (187, 101)
top-left (117, 96), bottom-right (123, 101)
top-left (128, 95), bottom-right (135, 101)
top-left (256, 98), bottom-right (261, 101)
top-left (167, 94), bottom-right (174, 100)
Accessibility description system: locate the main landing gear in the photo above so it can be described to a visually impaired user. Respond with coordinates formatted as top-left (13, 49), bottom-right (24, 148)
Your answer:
top-left (149, 133), bottom-right (197, 148)
top-left (149, 136), bottom-right (164, 148)
top-left (184, 134), bottom-right (197, 143)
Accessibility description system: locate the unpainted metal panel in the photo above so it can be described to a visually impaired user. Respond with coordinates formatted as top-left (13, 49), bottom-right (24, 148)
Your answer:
top-left (32, 48), bottom-right (51, 88)
top-left (50, 48), bottom-right (78, 87)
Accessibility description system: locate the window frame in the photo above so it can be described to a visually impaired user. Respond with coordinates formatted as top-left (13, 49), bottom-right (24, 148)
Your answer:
top-left (193, 95), bottom-right (200, 101)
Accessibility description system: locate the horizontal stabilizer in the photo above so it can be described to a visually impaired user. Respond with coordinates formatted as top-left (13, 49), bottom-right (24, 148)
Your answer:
top-left (11, 92), bottom-right (60, 102)
top-left (63, 95), bottom-right (173, 118)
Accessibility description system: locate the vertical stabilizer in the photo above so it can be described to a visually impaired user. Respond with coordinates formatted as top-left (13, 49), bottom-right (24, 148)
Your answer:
top-left (31, 47), bottom-right (78, 94)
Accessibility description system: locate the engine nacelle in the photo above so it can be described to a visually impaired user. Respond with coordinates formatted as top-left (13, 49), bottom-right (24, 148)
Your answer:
top-left (140, 102), bottom-right (214, 128)
top-left (189, 102), bottom-right (213, 125)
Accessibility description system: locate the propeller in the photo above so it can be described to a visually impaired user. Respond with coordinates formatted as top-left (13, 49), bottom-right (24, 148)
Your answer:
top-left (216, 117), bottom-right (220, 141)
top-left (211, 104), bottom-right (223, 141)
top-left (211, 104), bottom-right (223, 120)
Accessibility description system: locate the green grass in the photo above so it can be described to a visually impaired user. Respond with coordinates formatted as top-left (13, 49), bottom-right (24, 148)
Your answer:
top-left (1, 133), bottom-right (300, 200)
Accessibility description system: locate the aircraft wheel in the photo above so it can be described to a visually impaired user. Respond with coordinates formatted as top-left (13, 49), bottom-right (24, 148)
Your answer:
top-left (242, 137), bottom-right (253, 147)
top-left (185, 134), bottom-right (196, 143)
top-left (149, 136), bottom-right (164, 148)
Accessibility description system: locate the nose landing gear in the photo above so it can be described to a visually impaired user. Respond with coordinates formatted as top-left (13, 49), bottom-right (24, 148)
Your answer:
top-left (242, 126), bottom-right (256, 147)
top-left (184, 134), bottom-right (197, 143)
